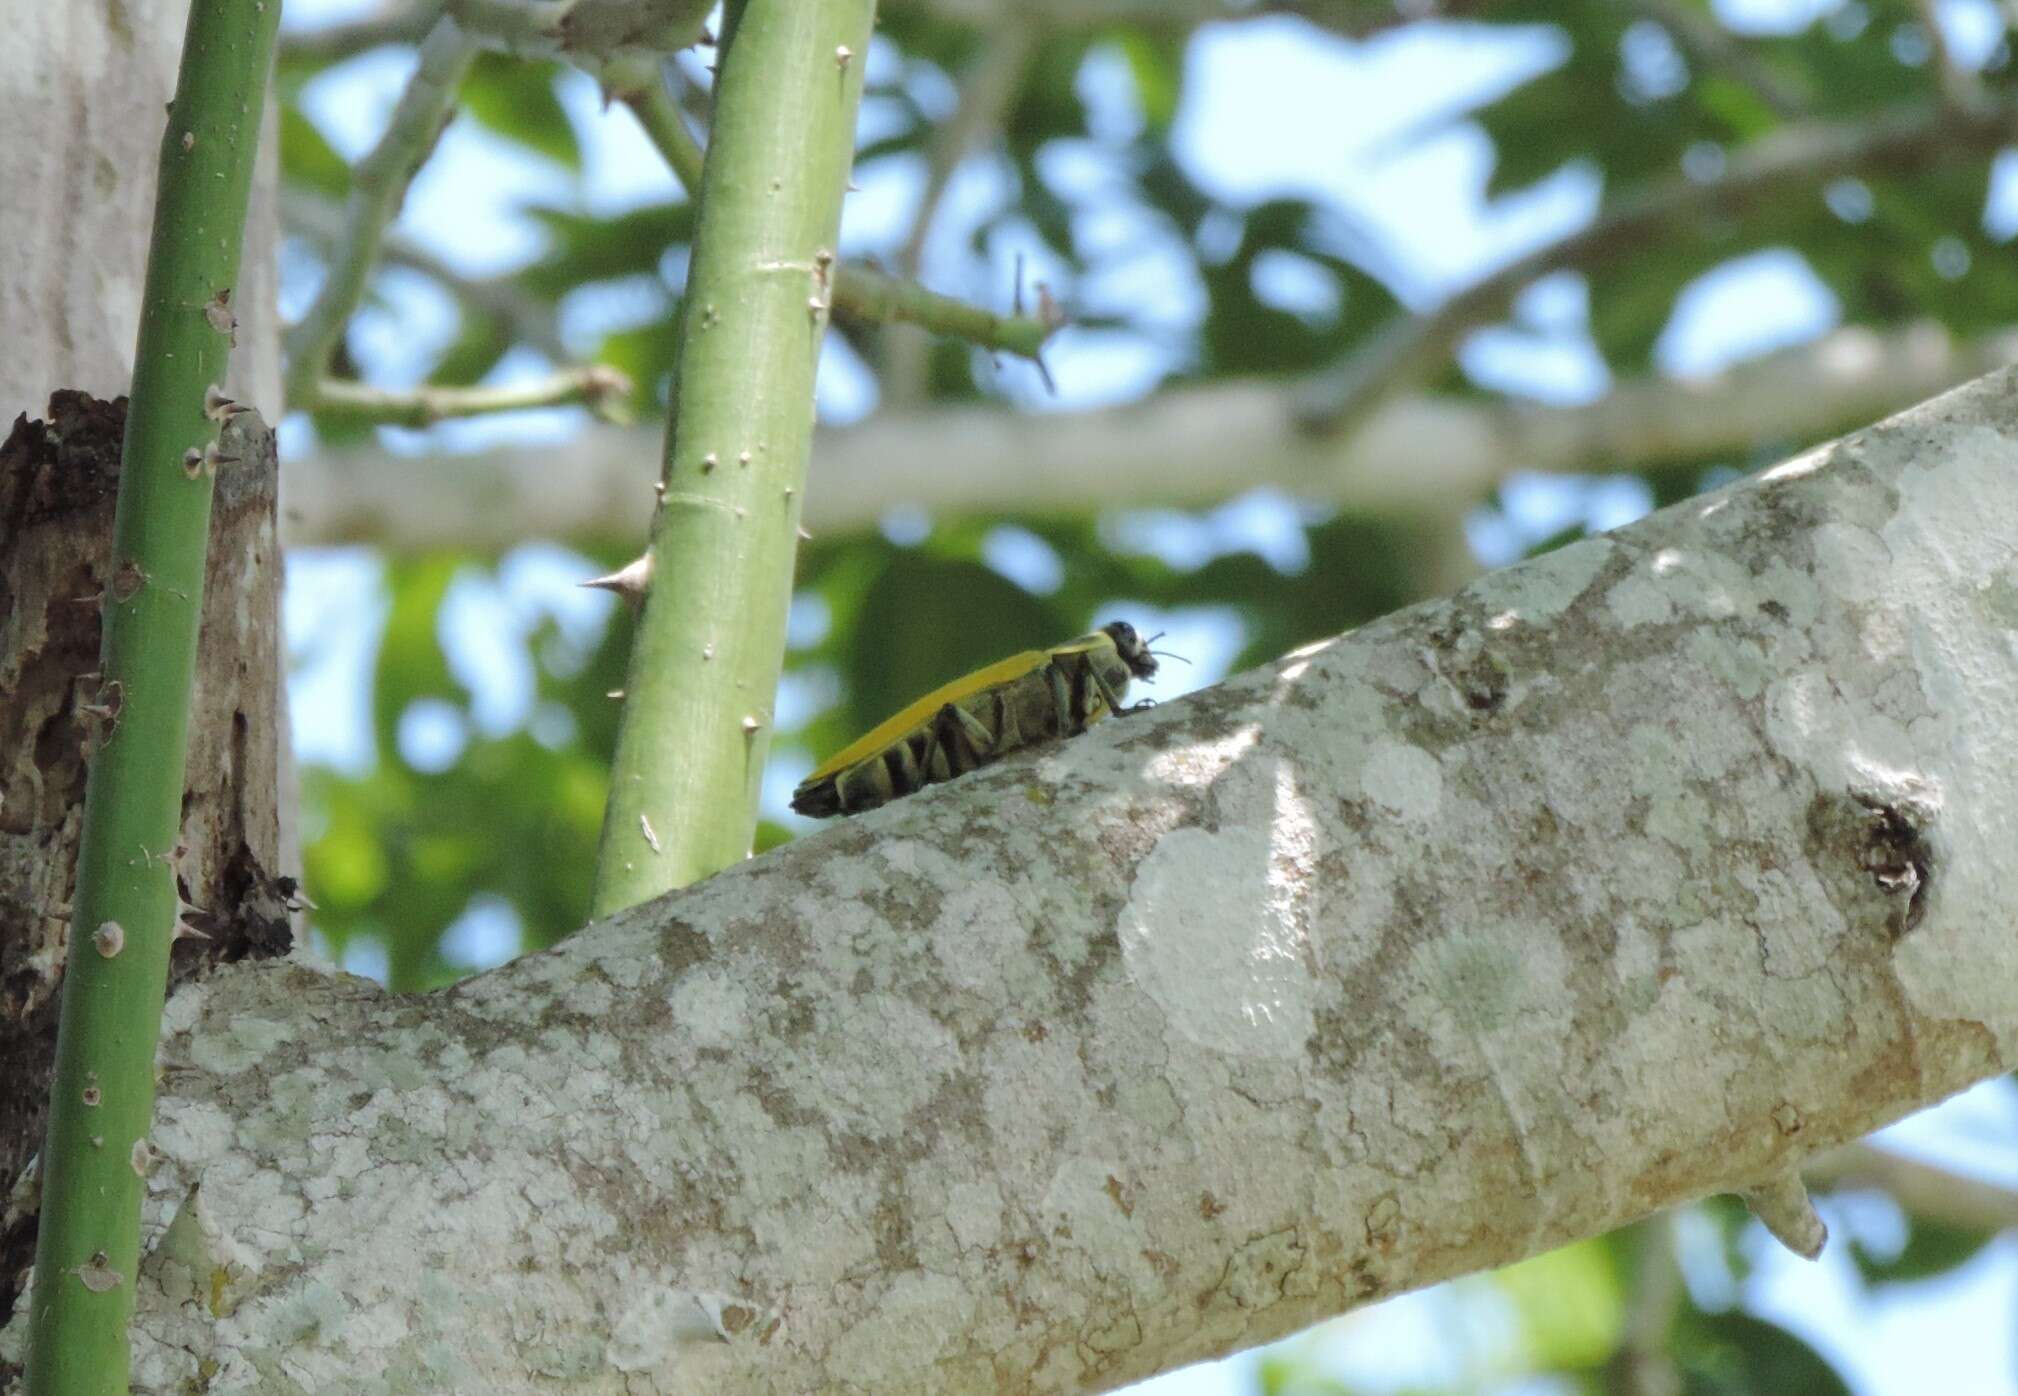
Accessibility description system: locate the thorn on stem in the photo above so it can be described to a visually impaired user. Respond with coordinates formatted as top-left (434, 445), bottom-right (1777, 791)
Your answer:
top-left (203, 384), bottom-right (250, 423)
top-left (204, 288), bottom-right (237, 343)
top-left (580, 554), bottom-right (654, 605)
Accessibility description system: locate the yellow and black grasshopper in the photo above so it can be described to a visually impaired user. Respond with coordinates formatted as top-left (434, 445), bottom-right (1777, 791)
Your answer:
top-left (790, 621), bottom-right (1162, 818)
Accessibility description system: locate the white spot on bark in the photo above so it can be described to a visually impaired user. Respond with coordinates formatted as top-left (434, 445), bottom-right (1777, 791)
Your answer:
top-left (607, 1286), bottom-right (756, 1369)
top-left (1144, 723), bottom-right (1258, 787)
top-left (1604, 570), bottom-right (1674, 628)
top-left (1360, 742), bottom-right (1441, 821)
top-left (669, 968), bottom-right (747, 1049)
top-left (1118, 824), bottom-right (1315, 1057)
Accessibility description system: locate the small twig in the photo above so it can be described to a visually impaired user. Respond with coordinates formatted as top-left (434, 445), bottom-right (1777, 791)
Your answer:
top-left (299, 364), bottom-right (633, 426)
top-left (1604, 1213), bottom-right (1683, 1396)
top-left (884, 16), bottom-right (1037, 405)
top-left (1627, 0), bottom-right (1806, 119)
top-left (897, 19), bottom-right (1035, 277)
top-left (605, 54), bottom-right (708, 195)
top-left (283, 16), bottom-right (480, 404)
top-left (1300, 93), bottom-right (2018, 436)
top-left (834, 261), bottom-right (1061, 362)
top-left (1740, 1169), bottom-right (1827, 1260)
top-left (1910, 0), bottom-right (1985, 108)
top-left (282, 189), bottom-right (568, 361)
top-left (608, 54), bottom-right (1060, 364)
top-left (1806, 1141), bottom-right (2018, 1232)
top-left (281, 1), bottom-right (443, 66)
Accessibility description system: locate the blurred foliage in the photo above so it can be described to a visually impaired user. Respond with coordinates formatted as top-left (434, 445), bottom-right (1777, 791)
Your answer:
top-left (278, 3), bottom-right (2018, 1389)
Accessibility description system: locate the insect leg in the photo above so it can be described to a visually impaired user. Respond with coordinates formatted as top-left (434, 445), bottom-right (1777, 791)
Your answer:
top-left (1089, 666), bottom-right (1151, 717)
top-left (1046, 659), bottom-right (1076, 737)
top-left (949, 703), bottom-right (996, 758)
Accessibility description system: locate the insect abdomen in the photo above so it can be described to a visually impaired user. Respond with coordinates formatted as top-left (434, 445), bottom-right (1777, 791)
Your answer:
top-left (791, 642), bottom-right (1137, 818)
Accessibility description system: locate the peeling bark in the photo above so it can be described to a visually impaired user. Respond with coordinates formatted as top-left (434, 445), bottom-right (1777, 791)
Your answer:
top-left (13, 369), bottom-right (2018, 1393)
top-left (0, 395), bottom-right (293, 1332)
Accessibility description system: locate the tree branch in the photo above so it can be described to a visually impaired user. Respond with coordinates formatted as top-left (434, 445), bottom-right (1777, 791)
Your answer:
top-left (280, 321), bottom-right (2018, 552)
top-left (1807, 1143), bottom-right (2018, 1233)
top-left (1627, 0), bottom-right (1808, 119)
top-left (603, 56), bottom-right (1061, 364)
top-left (1302, 93), bottom-right (2018, 433)
top-left (283, 189), bottom-right (569, 362)
top-left (281, 17), bottom-right (479, 405)
top-left (878, 0), bottom-right (1495, 38)
top-left (281, 2), bottom-right (443, 67)
top-left (297, 365), bottom-right (633, 426)
top-left (833, 261), bottom-right (1063, 362)
top-left (63, 366), bottom-right (2018, 1392)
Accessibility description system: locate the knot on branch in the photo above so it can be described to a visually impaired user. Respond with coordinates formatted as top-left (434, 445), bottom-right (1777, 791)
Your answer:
top-left (1803, 786), bottom-right (1937, 939)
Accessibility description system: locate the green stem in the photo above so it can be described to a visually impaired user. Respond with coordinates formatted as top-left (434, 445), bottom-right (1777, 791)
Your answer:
top-left (612, 53), bottom-right (1059, 361)
top-left (589, 0), bottom-right (877, 915)
top-left (607, 55), bottom-right (709, 195)
top-left (300, 365), bottom-right (634, 426)
top-left (25, 0), bottom-right (281, 1387)
top-left (832, 261), bottom-right (1060, 361)
top-left (281, 15), bottom-right (477, 405)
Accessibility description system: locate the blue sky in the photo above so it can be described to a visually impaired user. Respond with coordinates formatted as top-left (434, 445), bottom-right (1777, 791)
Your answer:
top-left (279, 1), bottom-right (2018, 1390)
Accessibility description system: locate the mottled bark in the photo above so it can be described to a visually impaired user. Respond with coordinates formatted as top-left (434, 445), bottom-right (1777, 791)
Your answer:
top-left (0, 395), bottom-right (293, 1332)
top-left (9, 369), bottom-right (2013, 1393)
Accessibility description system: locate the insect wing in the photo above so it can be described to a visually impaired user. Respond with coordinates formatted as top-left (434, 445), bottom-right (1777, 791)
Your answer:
top-left (804, 649), bottom-right (1051, 782)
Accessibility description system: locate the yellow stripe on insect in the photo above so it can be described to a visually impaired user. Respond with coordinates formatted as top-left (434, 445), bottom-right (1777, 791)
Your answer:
top-left (791, 622), bottom-right (1161, 819)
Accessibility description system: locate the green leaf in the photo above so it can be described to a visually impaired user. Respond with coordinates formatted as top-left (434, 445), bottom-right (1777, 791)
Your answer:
top-left (1108, 29), bottom-right (1183, 131)
top-left (1494, 1237), bottom-right (1625, 1371)
top-left (460, 53), bottom-right (581, 169)
top-left (281, 104), bottom-right (352, 201)
top-left (520, 201), bottom-right (695, 298)
top-left (371, 556), bottom-right (469, 764)
top-left (1675, 1310), bottom-right (1852, 1396)
top-left (1848, 1211), bottom-right (1997, 1287)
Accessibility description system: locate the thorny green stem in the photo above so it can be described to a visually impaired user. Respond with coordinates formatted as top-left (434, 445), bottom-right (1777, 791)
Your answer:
top-left (611, 53), bottom-right (1060, 364)
top-left (24, 0), bottom-right (281, 1388)
top-left (589, 0), bottom-right (878, 914)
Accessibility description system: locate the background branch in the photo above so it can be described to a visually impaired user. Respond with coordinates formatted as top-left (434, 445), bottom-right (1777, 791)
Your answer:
top-left (282, 17), bottom-right (478, 404)
top-left (1303, 93), bottom-right (2018, 433)
top-left (280, 2), bottom-right (443, 66)
top-left (281, 321), bottom-right (2018, 552)
top-left (297, 365), bottom-right (632, 426)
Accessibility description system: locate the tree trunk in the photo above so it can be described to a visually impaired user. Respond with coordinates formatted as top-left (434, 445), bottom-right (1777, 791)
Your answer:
top-left (7, 367), bottom-right (2011, 1394)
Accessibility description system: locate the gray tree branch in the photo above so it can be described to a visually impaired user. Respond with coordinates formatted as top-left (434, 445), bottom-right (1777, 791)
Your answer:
top-left (36, 367), bottom-right (2018, 1392)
